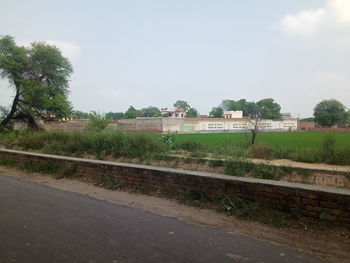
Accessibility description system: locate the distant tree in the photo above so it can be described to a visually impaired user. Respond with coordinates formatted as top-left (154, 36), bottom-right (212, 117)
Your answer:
top-left (124, 106), bottom-right (139, 119)
top-left (105, 111), bottom-right (125, 120)
top-left (299, 117), bottom-right (314, 122)
top-left (219, 99), bottom-right (250, 117)
top-left (173, 100), bottom-right (191, 112)
top-left (138, 106), bottom-right (161, 117)
top-left (173, 100), bottom-right (198, 118)
top-left (257, 98), bottom-right (281, 119)
top-left (209, 107), bottom-right (223, 118)
top-left (72, 110), bottom-right (89, 119)
top-left (186, 108), bottom-right (199, 118)
top-left (314, 99), bottom-right (348, 127)
top-left (0, 35), bottom-right (73, 129)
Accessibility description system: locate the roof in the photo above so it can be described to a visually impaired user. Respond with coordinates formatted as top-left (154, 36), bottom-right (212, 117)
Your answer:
top-left (162, 108), bottom-right (185, 113)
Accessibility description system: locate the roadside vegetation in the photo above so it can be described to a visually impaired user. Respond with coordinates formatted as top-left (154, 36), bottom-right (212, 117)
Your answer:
top-left (1, 129), bottom-right (350, 165)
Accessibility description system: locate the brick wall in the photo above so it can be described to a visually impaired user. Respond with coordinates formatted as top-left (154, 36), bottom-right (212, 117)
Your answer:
top-left (0, 149), bottom-right (349, 225)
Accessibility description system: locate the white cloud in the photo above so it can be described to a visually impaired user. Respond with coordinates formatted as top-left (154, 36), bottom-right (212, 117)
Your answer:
top-left (17, 40), bottom-right (80, 62)
top-left (276, 0), bottom-right (350, 42)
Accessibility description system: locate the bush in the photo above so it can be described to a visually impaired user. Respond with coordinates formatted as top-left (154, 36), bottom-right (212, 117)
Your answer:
top-left (177, 140), bottom-right (204, 152)
top-left (224, 159), bottom-right (254, 177)
top-left (15, 130), bottom-right (165, 160)
top-left (250, 144), bottom-right (272, 159)
top-left (86, 112), bottom-right (109, 132)
top-left (160, 131), bottom-right (177, 150)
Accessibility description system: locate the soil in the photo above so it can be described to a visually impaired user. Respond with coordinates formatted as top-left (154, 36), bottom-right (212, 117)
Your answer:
top-left (0, 166), bottom-right (349, 263)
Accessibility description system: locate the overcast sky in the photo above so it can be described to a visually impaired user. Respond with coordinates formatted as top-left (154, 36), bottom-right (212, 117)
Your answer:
top-left (0, 0), bottom-right (349, 117)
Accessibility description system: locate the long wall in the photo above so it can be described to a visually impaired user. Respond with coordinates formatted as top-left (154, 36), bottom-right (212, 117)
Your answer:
top-left (115, 117), bottom-right (299, 133)
top-left (0, 149), bottom-right (349, 225)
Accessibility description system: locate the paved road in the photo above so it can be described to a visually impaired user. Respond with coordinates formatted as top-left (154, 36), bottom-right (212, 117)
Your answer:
top-left (0, 174), bottom-right (327, 263)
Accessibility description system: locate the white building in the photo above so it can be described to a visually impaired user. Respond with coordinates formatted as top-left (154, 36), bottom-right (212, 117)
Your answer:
top-left (223, 110), bottom-right (243, 119)
top-left (161, 108), bottom-right (186, 118)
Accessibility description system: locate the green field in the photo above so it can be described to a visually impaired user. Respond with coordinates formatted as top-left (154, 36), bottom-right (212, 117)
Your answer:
top-left (172, 132), bottom-right (350, 150)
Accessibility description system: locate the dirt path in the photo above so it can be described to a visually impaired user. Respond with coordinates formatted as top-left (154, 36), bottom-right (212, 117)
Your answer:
top-left (0, 166), bottom-right (349, 263)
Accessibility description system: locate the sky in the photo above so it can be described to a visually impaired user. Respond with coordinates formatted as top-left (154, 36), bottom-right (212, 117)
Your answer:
top-left (0, 0), bottom-right (349, 118)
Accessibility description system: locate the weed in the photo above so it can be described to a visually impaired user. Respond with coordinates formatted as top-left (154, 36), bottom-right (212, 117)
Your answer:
top-left (160, 131), bottom-right (177, 150)
top-left (0, 157), bottom-right (16, 166)
top-left (281, 165), bottom-right (293, 175)
top-left (98, 176), bottom-right (125, 190)
top-left (221, 195), bottom-right (290, 227)
top-left (319, 211), bottom-right (332, 220)
top-left (251, 144), bottom-right (272, 159)
top-left (208, 159), bottom-right (224, 167)
top-left (252, 163), bottom-right (277, 180)
top-left (224, 159), bottom-right (254, 177)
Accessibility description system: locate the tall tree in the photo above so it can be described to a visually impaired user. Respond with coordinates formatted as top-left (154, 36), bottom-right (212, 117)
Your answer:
top-left (209, 107), bottom-right (223, 118)
top-left (138, 106), bottom-right (161, 117)
top-left (0, 35), bottom-right (73, 129)
top-left (186, 108), bottom-right (199, 118)
top-left (124, 106), bottom-right (138, 119)
top-left (257, 98), bottom-right (281, 119)
top-left (173, 100), bottom-right (191, 112)
top-left (314, 99), bottom-right (348, 127)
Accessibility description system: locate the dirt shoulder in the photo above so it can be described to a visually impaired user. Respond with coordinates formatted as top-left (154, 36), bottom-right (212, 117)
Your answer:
top-left (0, 166), bottom-right (349, 263)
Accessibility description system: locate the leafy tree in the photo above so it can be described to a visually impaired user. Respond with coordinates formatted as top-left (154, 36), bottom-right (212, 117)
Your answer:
top-left (256, 98), bottom-right (281, 119)
top-left (186, 108), bottom-right (199, 118)
top-left (209, 107), bottom-right (223, 118)
top-left (220, 99), bottom-right (248, 114)
top-left (138, 106), bottom-right (161, 117)
top-left (173, 100), bottom-right (191, 112)
top-left (124, 106), bottom-right (139, 119)
top-left (0, 35), bottom-right (73, 129)
top-left (72, 110), bottom-right (89, 119)
top-left (218, 98), bottom-right (281, 119)
top-left (314, 99), bottom-right (348, 127)
top-left (105, 111), bottom-right (125, 120)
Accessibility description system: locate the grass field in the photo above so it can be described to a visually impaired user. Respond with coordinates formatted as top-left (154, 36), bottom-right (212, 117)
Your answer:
top-left (172, 132), bottom-right (350, 150)
top-left (1, 130), bottom-right (350, 165)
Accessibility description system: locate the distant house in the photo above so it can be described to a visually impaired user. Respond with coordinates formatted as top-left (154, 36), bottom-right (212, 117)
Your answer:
top-left (161, 108), bottom-right (186, 118)
top-left (223, 111), bottom-right (243, 119)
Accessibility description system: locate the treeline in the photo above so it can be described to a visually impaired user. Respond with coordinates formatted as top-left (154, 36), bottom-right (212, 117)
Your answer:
top-left (73, 100), bottom-right (199, 120)
top-left (71, 98), bottom-right (350, 128)
top-left (209, 98), bottom-right (281, 119)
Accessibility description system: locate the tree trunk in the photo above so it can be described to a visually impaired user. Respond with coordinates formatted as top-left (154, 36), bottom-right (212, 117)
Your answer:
top-left (0, 89), bottom-right (19, 129)
top-left (251, 130), bottom-right (257, 145)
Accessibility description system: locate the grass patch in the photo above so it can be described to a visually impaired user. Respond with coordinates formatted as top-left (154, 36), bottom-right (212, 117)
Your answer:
top-left (221, 195), bottom-right (291, 227)
top-left (97, 175), bottom-right (126, 190)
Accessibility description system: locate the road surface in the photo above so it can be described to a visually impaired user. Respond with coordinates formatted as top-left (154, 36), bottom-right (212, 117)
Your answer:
top-left (0, 174), bottom-right (327, 263)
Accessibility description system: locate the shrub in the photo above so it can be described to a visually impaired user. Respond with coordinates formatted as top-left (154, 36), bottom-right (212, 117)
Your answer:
top-left (86, 112), bottom-right (109, 132)
top-left (224, 159), bottom-right (254, 177)
top-left (160, 131), bottom-right (177, 150)
top-left (15, 130), bottom-right (165, 160)
top-left (250, 144), bottom-right (272, 159)
top-left (176, 140), bottom-right (204, 152)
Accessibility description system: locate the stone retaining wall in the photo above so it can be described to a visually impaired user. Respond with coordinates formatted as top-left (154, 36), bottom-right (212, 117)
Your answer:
top-left (0, 149), bottom-right (349, 226)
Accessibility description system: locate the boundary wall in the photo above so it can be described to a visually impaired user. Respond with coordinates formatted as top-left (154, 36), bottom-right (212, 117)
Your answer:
top-left (0, 149), bottom-right (349, 225)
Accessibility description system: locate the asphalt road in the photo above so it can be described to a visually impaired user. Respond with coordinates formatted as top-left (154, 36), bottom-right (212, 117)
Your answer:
top-left (0, 174), bottom-right (327, 263)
